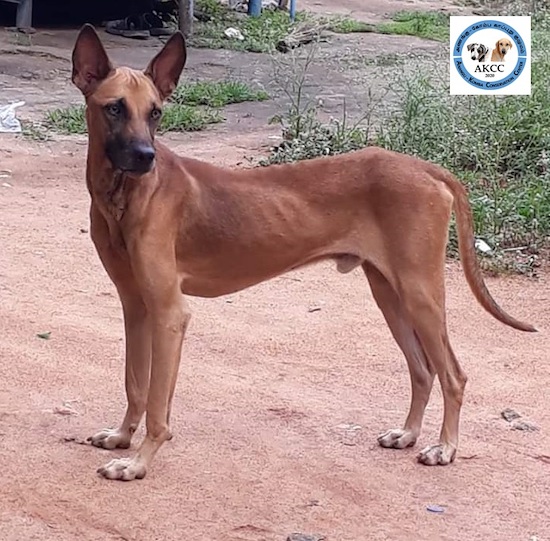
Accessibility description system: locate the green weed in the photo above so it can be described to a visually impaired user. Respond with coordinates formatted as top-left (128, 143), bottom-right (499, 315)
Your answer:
top-left (190, 1), bottom-right (374, 52)
top-left (159, 104), bottom-right (222, 132)
top-left (326, 16), bottom-right (375, 34)
top-left (171, 80), bottom-right (268, 107)
top-left (376, 11), bottom-right (449, 42)
top-left (45, 105), bottom-right (87, 135)
top-left (190, 4), bottom-right (305, 52)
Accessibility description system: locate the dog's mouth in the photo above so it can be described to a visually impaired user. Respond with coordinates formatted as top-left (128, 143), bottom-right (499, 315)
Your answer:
top-left (500, 48), bottom-right (508, 55)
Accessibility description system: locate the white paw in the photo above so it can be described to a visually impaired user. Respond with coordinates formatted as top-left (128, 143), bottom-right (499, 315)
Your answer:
top-left (97, 457), bottom-right (147, 481)
top-left (88, 428), bottom-right (131, 450)
top-left (378, 428), bottom-right (417, 449)
top-left (417, 444), bottom-right (456, 466)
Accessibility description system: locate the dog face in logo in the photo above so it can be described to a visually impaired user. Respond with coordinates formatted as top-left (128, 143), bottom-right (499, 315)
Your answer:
top-left (466, 42), bottom-right (489, 62)
top-left (493, 38), bottom-right (513, 61)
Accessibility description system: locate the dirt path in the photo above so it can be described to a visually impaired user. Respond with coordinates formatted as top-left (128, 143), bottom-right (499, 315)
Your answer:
top-left (299, 0), bottom-right (468, 23)
top-left (1, 1), bottom-right (549, 540)
top-left (1, 135), bottom-right (548, 541)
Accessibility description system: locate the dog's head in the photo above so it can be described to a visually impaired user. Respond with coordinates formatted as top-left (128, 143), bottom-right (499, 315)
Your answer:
top-left (495, 37), bottom-right (513, 58)
top-left (71, 24), bottom-right (186, 175)
top-left (467, 42), bottom-right (481, 60)
top-left (467, 42), bottom-right (489, 62)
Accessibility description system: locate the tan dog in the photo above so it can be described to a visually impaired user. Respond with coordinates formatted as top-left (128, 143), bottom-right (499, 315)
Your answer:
top-left (71, 25), bottom-right (536, 481)
top-left (491, 37), bottom-right (513, 62)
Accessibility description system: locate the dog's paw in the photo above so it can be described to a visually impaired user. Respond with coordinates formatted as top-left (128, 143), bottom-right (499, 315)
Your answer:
top-left (417, 444), bottom-right (456, 466)
top-left (88, 428), bottom-right (132, 450)
top-left (97, 457), bottom-right (147, 481)
top-left (377, 428), bottom-right (417, 449)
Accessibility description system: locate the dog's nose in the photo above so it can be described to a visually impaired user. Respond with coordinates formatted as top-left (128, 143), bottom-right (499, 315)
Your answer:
top-left (134, 144), bottom-right (155, 167)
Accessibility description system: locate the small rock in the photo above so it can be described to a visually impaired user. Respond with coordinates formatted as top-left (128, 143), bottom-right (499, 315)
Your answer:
top-left (336, 423), bottom-right (362, 431)
top-left (224, 27), bottom-right (245, 41)
top-left (426, 504), bottom-right (445, 513)
top-left (341, 432), bottom-right (358, 446)
top-left (308, 306), bottom-right (322, 313)
top-left (336, 423), bottom-right (362, 446)
top-left (286, 534), bottom-right (326, 541)
top-left (512, 420), bottom-right (539, 432)
top-left (52, 404), bottom-right (79, 416)
top-left (475, 238), bottom-right (492, 254)
top-left (501, 408), bottom-right (521, 422)
top-left (62, 436), bottom-right (88, 445)
top-left (53, 400), bottom-right (80, 416)
top-left (79, 228), bottom-right (88, 233)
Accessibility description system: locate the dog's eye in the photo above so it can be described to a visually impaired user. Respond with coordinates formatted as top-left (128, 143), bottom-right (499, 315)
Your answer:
top-left (150, 108), bottom-right (162, 121)
top-left (106, 103), bottom-right (121, 117)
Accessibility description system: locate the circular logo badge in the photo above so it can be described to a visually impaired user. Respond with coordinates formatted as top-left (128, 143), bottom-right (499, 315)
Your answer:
top-left (453, 20), bottom-right (527, 91)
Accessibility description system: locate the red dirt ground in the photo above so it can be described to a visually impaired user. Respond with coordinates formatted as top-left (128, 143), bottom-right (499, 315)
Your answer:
top-left (0, 136), bottom-right (548, 541)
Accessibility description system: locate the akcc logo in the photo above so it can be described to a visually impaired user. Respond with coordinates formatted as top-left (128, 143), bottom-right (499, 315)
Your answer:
top-left (449, 16), bottom-right (531, 96)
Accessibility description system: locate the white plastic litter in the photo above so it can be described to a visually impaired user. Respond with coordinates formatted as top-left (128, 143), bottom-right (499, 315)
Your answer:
top-left (475, 238), bottom-right (492, 254)
top-left (0, 101), bottom-right (25, 133)
top-left (224, 27), bottom-right (245, 40)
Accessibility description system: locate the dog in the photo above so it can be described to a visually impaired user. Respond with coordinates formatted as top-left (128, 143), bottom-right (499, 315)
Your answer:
top-left (466, 42), bottom-right (490, 62)
top-left (491, 37), bottom-right (513, 62)
top-left (71, 25), bottom-right (536, 481)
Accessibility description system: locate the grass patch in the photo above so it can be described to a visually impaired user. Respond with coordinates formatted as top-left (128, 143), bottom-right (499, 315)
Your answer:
top-left (190, 3), bottom-right (305, 52)
top-left (376, 11), bottom-right (449, 42)
top-left (265, 42), bottom-right (384, 164)
top-left (160, 104), bottom-right (222, 132)
top-left (21, 121), bottom-right (51, 142)
top-left (190, 0), bottom-right (375, 52)
top-left (45, 105), bottom-right (87, 135)
top-left (190, 7), bottom-right (448, 52)
top-left (326, 16), bottom-right (375, 34)
top-left (171, 80), bottom-right (268, 107)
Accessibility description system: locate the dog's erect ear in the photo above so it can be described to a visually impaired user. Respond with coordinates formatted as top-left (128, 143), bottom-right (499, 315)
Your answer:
top-left (144, 32), bottom-right (187, 101)
top-left (72, 24), bottom-right (113, 97)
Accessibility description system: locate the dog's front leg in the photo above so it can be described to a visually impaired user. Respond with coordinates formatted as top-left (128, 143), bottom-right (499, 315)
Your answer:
top-left (89, 292), bottom-right (151, 450)
top-left (88, 206), bottom-right (152, 451)
top-left (97, 256), bottom-right (190, 481)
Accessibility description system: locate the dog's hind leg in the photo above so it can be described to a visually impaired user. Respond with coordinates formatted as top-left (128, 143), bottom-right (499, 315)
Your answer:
top-left (397, 273), bottom-right (467, 466)
top-left (363, 263), bottom-right (435, 450)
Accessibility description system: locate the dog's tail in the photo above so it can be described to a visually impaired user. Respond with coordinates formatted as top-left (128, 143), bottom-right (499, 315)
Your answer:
top-left (437, 167), bottom-right (537, 333)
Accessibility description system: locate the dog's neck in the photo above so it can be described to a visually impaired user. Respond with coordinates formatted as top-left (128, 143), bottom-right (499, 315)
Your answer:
top-left (86, 135), bottom-right (158, 223)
